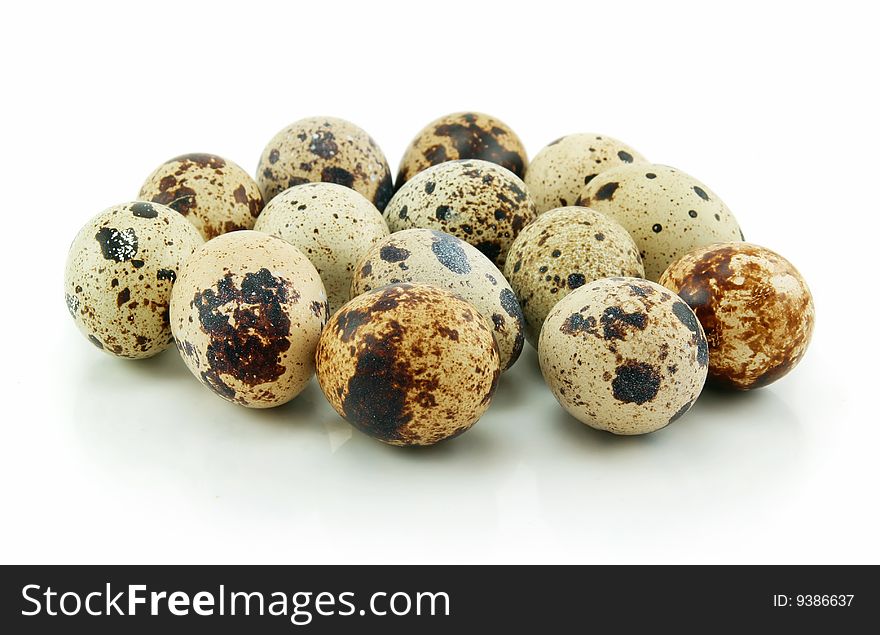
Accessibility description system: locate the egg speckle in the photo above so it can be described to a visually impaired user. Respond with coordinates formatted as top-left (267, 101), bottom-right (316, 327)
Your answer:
top-left (254, 182), bottom-right (389, 314)
top-left (539, 278), bottom-right (708, 435)
top-left (659, 242), bottom-right (814, 390)
top-left (525, 133), bottom-right (647, 212)
top-left (352, 229), bottom-right (525, 370)
top-left (384, 159), bottom-right (537, 267)
top-left (138, 153), bottom-right (263, 240)
top-left (577, 164), bottom-right (743, 280)
top-left (64, 202), bottom-right (203, 358)
top-left (256, 117), bottom-right (393, 210)
top-left (170, 231), bottom-right (328, 408)
top-left (316, 283), bottom-right (500, 446)
top-left (503, 207), bottom-right (644, 347)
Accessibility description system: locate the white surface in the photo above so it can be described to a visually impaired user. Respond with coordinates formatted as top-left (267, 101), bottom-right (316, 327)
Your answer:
top-left (1, 0), bottom-right (877, 564)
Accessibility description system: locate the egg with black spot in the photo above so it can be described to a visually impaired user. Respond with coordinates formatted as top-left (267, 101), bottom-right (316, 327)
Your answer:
top-left (138, 153), bottom-right (263, 240)
top-left (256, 116), bottom-right (393, 211)
top-left (525, 134), bottom-right (647, 212)
top-left (577, 164), bottom-right (743, 280)
top-left (64, 202), bottom-right (203, 358)
top-left (316, 283), bottom-right (500, 446)
top-left (396, 111), bottom-right (528, 188)
top-left (539, 278), bottom-right (708, 435)
top-left (384, 159), bottom-right (537, 267)
top-left (170, 231), bottom-right (328, 408)
top-left (254, 182), bottom-right (389, 314)
top-left (503, 207), bottom-right (644, 347)
top-left (351, 229), bottom-right (524, 371)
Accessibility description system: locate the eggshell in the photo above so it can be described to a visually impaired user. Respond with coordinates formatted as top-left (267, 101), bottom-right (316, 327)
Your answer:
top-left (659, 242), bottom-right (814, 390)
top-left (64, 201), bottom-right (203, 358)
top-left (316, 283), bottom-right (500, 446)
top-left (384, 159), bottom-right (537, 267)
top-left (525, 133), bottom-right (647, 212)
top-left (351, 228), bottom-right (525, 370)
top-left (577, 164), bottom-right (743, 280)
top-left (256, 116), bottom-right (393, 210)
top-left (539, 278), bottom-right (708, 435)
top-left (504, 207), bottom-right (644, 347)
top-left (396, 111), bottom-right (527, 187)
top-left (170, 231), bottom-right (328, 408)
top-left (254, 182), bottom-right (389, 314)
top-left (138, 153), bottom-right (263, 240)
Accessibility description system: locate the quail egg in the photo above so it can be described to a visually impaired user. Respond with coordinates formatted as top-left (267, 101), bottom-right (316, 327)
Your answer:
top-left (525, 133), bottom-right (647, 212)
top-left (316, 283), bottom-right (500, 446)
top-left (539, 278), bottom-right (708, 435)
top-left (170, 231), bottom-right (328, 408)
top-left (138, 153), bottom-right (263, 240)
top-left (577, 164), bottom-right (743, 280)
top-left (503, 207), bottom-right (644, 347)
top-left (396, 111), bottom-right (528, 188)
top-left (659, 242), bottom-right (814, 390)
top-left (384, 159), bottom-right (537, 267)
top-left (64, 202), bottom-right (203, 358)
top-left (351, 228), bottom-right (525, 370)
top-left (256, 116), bottom-right (393, 210)
top-left (254, 182), bottom-right (389, 314)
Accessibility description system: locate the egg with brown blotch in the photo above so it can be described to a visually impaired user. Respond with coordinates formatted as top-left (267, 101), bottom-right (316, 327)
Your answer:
top-left (539, 278), bottom-right (708, 435)
top-left (64, 201), bottom-right (203, 358)
top-left (316, 283), bottom-right (500, 446)
top-left (170, 231), bottom-right (328, 408)
top-left (659, 242), bottom-right (814, 390)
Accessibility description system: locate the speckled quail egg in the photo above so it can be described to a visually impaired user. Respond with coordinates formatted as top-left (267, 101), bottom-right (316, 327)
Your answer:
top-left (170, 231), bottom-right (328, 408)
top-left (576, 164), bottom-right (743, 280)
top-left (64, 202), bottom-right (203, 358)
top-left (525, 134), bottom-right (647, 212)
top-left (351, 229), bottom-right (525, 371)
top-left (256, 116), bottom-right (393, 210)
top-left (316, 283), bottom-right (500, 446)
top-left (138, 153), bottom-right (263, 240)
top-left (396, 111), bottom-right (528, 188)
top-left (659, 242), bottom-right (814, 390)
top-left (503, 207), bottom-right (644, 347)
top-left (384, 159), bottom-right (537, 267)
top-left (539, 278), bottom-right (708, 435)
top-left (254, 182), bottom-right (389, 314)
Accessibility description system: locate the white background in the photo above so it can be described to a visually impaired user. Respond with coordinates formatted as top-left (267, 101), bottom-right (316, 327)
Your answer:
top-left (1, 0), bottom-right (877, 564)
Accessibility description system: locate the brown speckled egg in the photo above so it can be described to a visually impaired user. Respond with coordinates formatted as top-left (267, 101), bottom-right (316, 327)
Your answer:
top-left (351, 229), bottom-right (525, 371)
top-left (254, 182), bottom-right (389, 314)
top-left (256, 116), bottom-right (393, 210)
top-left (503, 207), bottom-right (644, 347)
top-left (577, 164), bottom-right (743, 281)
top-left (170, 231), bottom-right (328, 408)
top-left (539, 278), bottom-right (708, 435)
top-left (384, 159), bottom-right (537, 267)
top-left (316, 283), bottom-right (500, 446)
top-left (659, 242), bottom-right (814, 390)
top-left (138, 153), bottom-right (263, 240)
top-left (64, 202), bottom-right (203, 358)
top-left (525, 134), bottom-right (647, 213)
top-left (396, 111), bottom-right (528, 188)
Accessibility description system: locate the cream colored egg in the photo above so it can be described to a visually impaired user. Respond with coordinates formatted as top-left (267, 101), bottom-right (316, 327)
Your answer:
top-left (539, 278), bottom-right (708, 435)
top-left (504, 207), bottom-right (644, 347)
top-left (138, 153), bottom-right (263, 240)
top-left (577, 164), bottom-right (743, 280)
top-left (170, 231), bottom-right (328, 408)
top-left (525, 133), bottom-right (647, 213)
top-left (254, 182), bottom-right (389, 314)
top-left (64, 201), bottom-right (203, 358)
top-left (351, 229), bottom-right (524, 370)
top-left (316, 283), bottom-right (500, 446)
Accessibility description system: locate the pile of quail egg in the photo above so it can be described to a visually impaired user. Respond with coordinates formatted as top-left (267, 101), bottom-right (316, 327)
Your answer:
top-left (64, 112), bottom-right (815, 445)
